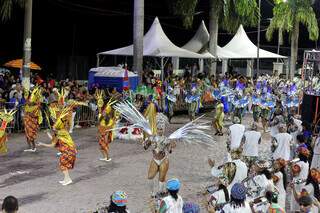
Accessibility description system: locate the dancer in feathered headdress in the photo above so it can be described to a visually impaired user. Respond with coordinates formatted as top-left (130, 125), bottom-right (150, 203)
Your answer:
top-left (113, 101), bottom-right (214, 197)
top-left (0, 109), bottom-right (16, 154)
top-left (38, 97), bottom-right (86, 186)
top-left (23, 86), bottom-right (43, 152)
top-left (185, 83), bottom-right (200, 121)
top-left (95, 90), bottom-right (117, 162)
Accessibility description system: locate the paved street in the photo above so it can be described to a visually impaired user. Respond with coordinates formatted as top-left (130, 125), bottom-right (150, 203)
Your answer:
top-left (0, 113), bottom-right (271, 213)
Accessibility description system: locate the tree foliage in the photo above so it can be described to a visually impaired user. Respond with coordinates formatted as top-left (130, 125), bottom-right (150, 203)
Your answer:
top-left (0, 0), bottom-right (24, 22)
top-left (171, 0), bottom-right (259, 31)
top-left (266, 0), bottom-right (319, 41)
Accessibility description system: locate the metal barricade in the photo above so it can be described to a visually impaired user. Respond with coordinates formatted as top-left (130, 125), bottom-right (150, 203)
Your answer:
top-left (74, 104), bottom-right (97, 127)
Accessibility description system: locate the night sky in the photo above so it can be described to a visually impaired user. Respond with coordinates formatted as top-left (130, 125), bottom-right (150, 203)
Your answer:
top-left (0, 0), bottom-right (319, 79)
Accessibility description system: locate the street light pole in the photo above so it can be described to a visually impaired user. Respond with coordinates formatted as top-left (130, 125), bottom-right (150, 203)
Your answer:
top-left (257, 0), bottom-right (261, 77)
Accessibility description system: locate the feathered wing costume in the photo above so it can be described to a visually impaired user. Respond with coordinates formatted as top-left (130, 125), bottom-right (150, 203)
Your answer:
top-left (114, 101), bottom-right (214, 195)
top-left (0, 109), bottom-right (16, 154)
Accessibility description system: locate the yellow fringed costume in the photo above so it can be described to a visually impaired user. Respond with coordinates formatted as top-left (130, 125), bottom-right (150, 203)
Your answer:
top-left (95, 90), bottom-right (117, 152)
top-left (0, 109), bottom-right (16, 154)
top-left (48, 95), bottom-right (86, 171)
top-left (51, 107), bottom-right (77, 171)
top-left (23, 87), bottom-right (43, 145)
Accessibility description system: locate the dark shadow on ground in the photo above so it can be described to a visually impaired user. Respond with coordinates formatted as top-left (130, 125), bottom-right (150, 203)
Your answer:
top-left (72, 162), bottom-right (121, 184)
top-left (19, 192), bottom-right (48, 206)
top-left (0, 163), bottom-right (56, 188)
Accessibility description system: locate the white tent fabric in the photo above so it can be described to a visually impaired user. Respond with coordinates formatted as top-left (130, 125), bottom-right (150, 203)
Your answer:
top-left (222, 25), bottom-right (287, 59)
top-left (181, 21), bottom-right (240, 59)
top-left (92, 67), bottom-right (138, 77)
top-left (99, 17), bottom-right (213, 59)
top-left (182, 21), bottom-right (209, 53)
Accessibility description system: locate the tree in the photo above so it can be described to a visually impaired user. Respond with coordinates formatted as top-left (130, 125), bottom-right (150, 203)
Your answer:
top-left (170, 0), bottom-right (259, 76)
top-left (133, 0), bottom-right (144, 83)
top-left (0, 0), bottom-right (24, 22)
top-left (266, 0), bottom-right (319, 79)
top-left (1, 0), bottom-right (33, 90)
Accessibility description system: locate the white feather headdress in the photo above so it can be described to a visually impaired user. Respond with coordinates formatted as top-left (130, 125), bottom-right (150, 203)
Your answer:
top-left (113, 101), bottom-right (153, 135)
top-left (167, 115), bottom-right (215, 147)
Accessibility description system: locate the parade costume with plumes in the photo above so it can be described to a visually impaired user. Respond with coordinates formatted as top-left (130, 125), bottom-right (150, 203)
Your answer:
top-left (0, 109), bottom-right (16, 154)
top-left (39, 93), bottom-right (86, 186)
top-left (23, 86), bottom-right (43, 151)
top-left (185, 84), bottom-right (200, 121)
top-left (165, 86), bottom-right (176, 122)
top-left (114, 101), bottom-right (214, 196)
top-left (95, 90), bottom-right (117, 161)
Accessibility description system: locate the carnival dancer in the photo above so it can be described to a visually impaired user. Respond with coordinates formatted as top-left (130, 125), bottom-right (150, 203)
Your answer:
top-left (185, 84), bottom-right (200, 121)
top-left (213, 99), bottom-right (224, 136)
top-left (232, 81), bottom-right (248, 123)
top-left (250, 160), bottom-right (275, 197)
top-left (165, 86), bottom-right (176, 123)
top-left (290, 146), bottom-right (310, 212)
top-left (241, 125), bottom-right (261, 169)
top-left (251, 91), bottom-right (262, 130)
top-left (219, 183), bottom-right (252, 212)
top-left (113, 101), bottom-right (213, 196)
top-left (272, 124), bottom-right (293, 161)
top-left (227, 117), bottom-right (245, 151)
top-left (260, 91), bottom-right (276, 132)
top-left (311, 134), bottom-right (320, 169)
top-left (0, 109), bottom-right (17, 154)
top-left (207, 174), bottom-right (230, 209)
top-left (269, 105), bottom-right (284, 138)
top-left (159, 178), bottom-right (184, 213)
top-left (271, 158), bottom-right (288, 209)
top-left (95, 90), bottom-right (117, 162)
top-left (290, 168), bottom-right (320, 213)
top-left (38, 103), bottom-right (80, 186)
top-left (210, 149), bottom-right (248, 192)
top-left (23, 86), bottom-right (43, 152)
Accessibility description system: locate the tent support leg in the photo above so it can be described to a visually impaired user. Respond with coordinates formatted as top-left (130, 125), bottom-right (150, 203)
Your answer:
top-left (96, 54), bottom-right (100, 67)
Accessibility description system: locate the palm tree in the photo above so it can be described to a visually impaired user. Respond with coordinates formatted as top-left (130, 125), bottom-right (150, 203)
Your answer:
top-left (170, 0), bottom-right (259, 75)
top-left (133, 0), bottom-right (144, 83)
top-left (1, 0), bottom-right (33, 89)
top-left (0, 0), bottom-right (24, 22)
top-left (266, 0), bottom-right (319, 79)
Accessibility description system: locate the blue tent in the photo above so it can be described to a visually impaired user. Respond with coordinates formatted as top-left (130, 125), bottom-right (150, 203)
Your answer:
top-left (88, 67), bottom-right (139, 92)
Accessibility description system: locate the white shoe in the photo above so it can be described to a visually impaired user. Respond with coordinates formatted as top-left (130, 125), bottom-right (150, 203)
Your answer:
top-left (61, 180), bottom-right (73, 186)
top-left (59, 180), bottom-right (65, 184)
top-left (24, 148), bottom-right (36, 152)
top-left (69, 131), bottom-right (73, 134)
top-left (75, 125), bottom-right (81, 128)
top-left (99, 158), bottom-right (111, 162)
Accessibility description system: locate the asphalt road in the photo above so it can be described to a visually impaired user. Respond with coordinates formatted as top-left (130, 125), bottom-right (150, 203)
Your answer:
top-left (0, 113), bottom-right (271, 213)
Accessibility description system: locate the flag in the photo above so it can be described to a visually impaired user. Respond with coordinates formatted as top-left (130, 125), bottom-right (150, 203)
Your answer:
top-left (123, 65), bottom-right (129, 91)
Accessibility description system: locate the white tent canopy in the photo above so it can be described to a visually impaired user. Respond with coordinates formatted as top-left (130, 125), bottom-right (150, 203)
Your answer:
top-left (99, 17), bottom-right (213, 59)
top-left (182, 21), bottom-right (240, 59)
top-left (222, 25), bottom-right (287, 59)
top-left (182, 21), bottom-right (210, 53)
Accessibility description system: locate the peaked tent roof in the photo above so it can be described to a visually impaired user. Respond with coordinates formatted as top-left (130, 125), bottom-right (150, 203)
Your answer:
top-left (99, 17), bottom-right (213, 59)
top-left (181, 21), bottom-right (240, 59)
top-left (222, 25), bottom-right (287, 59)
top-left (182, 21), bottom-right (210, 53)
